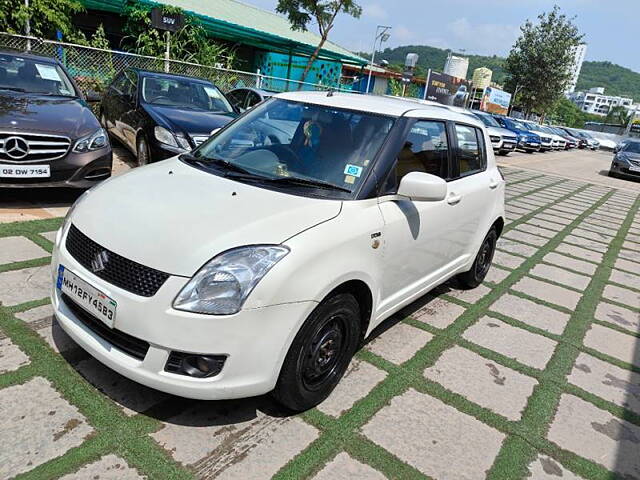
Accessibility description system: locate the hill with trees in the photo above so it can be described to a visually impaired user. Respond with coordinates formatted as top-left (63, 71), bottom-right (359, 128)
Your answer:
top-left (365, 45), bottom-right (640, 100)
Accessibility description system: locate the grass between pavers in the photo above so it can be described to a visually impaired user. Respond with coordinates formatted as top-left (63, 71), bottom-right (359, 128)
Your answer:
top-left (1, 177), bottom-right (639, 480)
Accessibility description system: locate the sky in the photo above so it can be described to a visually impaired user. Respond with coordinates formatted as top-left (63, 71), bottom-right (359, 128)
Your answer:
top-left (241, 0), bottom-right (640, 73)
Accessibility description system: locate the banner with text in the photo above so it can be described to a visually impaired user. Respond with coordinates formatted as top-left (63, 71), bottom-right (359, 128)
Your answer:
top-left (480, 87), bottom-right (512, 115)
top-left (425, 71), bottom-right (470, 107)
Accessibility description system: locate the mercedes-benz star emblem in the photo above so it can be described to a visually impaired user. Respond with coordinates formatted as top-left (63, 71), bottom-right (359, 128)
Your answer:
top-left (4, 136), bottom-right (29, 160)
top-left (91, 251), bottom-right (110, 273)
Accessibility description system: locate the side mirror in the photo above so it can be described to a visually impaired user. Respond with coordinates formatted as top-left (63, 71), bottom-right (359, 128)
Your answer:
top-left (397, 172), bottom-right (447, 202)
top-left (85, 90), bottom-right (101, 103)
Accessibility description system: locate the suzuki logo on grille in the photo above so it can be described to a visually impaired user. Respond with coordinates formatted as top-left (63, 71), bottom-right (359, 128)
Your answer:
top-left (91, 250), bottom-right (110, 273)
top-left (4, 136), bottom-right (29, 159)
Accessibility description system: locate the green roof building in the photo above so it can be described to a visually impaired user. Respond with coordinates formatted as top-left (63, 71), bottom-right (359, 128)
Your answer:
top-left (78, 0), bottom-right (367, 77)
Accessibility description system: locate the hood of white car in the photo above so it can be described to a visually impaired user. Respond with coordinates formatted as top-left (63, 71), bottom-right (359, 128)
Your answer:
top-left (486, 126), bottom-right (517, 138)
top-left (70, 158), bottom-right (342, 276)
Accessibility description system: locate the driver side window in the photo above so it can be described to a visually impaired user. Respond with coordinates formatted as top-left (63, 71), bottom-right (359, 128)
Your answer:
top-left (389, 120), bottom-right (449, 192)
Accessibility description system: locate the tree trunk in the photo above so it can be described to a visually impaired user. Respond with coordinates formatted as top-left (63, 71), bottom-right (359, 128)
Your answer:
top-left (298, 35), bottom-right (327, 89)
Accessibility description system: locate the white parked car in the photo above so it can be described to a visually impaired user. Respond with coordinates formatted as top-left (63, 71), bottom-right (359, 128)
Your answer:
top-left (51, 92), bottom-right (505, 411)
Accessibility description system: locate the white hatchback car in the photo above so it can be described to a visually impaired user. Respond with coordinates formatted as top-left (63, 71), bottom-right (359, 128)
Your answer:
top-left (51, 91), bottom-right (505, 411)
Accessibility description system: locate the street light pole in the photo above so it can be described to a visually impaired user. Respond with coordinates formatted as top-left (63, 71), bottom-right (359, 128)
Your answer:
top-left (365, 25), bottom-right (391, 95)
top-left (25, 0), bottom-right (31, 51)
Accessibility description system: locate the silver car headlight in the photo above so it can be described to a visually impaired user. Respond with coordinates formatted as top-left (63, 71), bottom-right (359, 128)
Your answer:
top-left (154, 126), bottom-right (191, 150)
top-left (173, 245), bottom-right (290, 315)
top-left (73, 128), bottom-right (108, 153)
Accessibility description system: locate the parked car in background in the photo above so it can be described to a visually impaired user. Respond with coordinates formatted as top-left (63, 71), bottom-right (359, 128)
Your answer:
top-left (100, 69), bottom-right (236, 165)
top-left (609, 139), bottom-right (640, 179)
top-left (470, 110), bottom-right (518, 156)
top-left (568, 129), bottom-right (600, 150)
top-left (557, 127), bottom-right (587, 149)
top-left (492, 116), bottom-right (541, 153)
top-left (226, 87), bottom-right (274, 113)
top-left (538, 125), bottom-right (567, 150)
top-left (0, 50), bottom-right (111, 188)
top-left (615, 138), bottom-right (632, 152)
top-left (52, 92), bottom-right (505, 412)
top-left (520, 121), bottom-right (555, 151)
top-left (549, 126), bottom-right (578, 149)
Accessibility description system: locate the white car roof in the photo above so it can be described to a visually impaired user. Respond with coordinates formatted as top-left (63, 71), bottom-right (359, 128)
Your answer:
top-left (274, 91), bottom-right (483, 127)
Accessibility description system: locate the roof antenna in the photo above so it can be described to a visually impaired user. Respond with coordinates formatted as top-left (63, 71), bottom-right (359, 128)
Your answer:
top-left (326, 88), bottom-right (334, 97)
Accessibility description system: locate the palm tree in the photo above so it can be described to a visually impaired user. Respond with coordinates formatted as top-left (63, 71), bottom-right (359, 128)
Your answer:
top-left (605, 105), bottom-right (631, 125)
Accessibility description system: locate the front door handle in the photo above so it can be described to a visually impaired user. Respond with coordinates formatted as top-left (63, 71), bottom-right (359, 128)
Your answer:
top-left (447, 193), bottom-right (462, 205)
top-left (489, 179), bottom-right (499, 189)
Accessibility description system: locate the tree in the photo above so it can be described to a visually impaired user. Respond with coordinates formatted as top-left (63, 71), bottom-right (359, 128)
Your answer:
top-left (276, 0), bottom-right (362, 86)
top-left (605, 105), bottom-right (631, 125)
top-left (0, 0), bottom-right (84, 39)
top-left (504, 6), bottom-right (583, 117)
top-left (122, 4), bottom-right (234, 68)
top-left (548, 97), bottom-right (601, 128)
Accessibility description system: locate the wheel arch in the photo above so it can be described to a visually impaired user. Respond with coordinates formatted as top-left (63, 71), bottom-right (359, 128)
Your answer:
top-left (324, 279), bottom-right (374, 341)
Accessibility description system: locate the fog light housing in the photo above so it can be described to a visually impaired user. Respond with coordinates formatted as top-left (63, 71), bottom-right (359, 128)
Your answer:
top-left (165, 351), bottom-right (226, 378)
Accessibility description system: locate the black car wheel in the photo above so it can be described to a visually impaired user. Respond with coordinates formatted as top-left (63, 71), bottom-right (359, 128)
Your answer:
top-left (273, 293), bottom-right (361, 412)
top-left (457, 228), bottom-right (498, 289)
top-left (136, 136), bottom-right (150, 166)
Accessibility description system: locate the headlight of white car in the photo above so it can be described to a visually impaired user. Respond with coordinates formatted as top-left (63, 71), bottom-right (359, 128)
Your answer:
top-left (173, 245), bottom-right (290, 315)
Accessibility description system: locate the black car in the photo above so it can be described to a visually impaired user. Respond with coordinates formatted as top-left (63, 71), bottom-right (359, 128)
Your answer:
top-left (610, 139), bottom-right (640, 180)
top-left (226, 87), bottom-right (274, 113)
top-left (100, 69), bottom-right (236, 165)
top-left (0, 50), bottom-right (111, 188)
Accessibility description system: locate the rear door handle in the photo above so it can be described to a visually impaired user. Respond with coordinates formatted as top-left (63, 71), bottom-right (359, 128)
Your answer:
top-left (489, 179), bottom-right (498, 189)
top-left (447, 193), bottom-right (462, 205)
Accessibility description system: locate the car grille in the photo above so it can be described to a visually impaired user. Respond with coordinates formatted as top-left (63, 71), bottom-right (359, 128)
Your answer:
top-left (503, 136), bottom-right (517, 143)
top-left (66, 224), bottom-right (170, 297)
top-left (0, 131), bottom-right (71, 163)
top-left (541, 136), bottom-right (551, 143)
top-left (628, 159), bottom-right (640, 167)
top-left (61, 293), bottom-right (150, 360)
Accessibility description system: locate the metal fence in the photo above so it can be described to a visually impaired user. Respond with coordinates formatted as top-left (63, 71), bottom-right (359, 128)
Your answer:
top-left (0, 32), bottom-right (356, 95)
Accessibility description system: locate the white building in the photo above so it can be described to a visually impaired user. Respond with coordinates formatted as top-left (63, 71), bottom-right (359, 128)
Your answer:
top-left (444, 55), bottom-right (469, 79)
top-left (566, 44), bottom-right (587, 94)
top-left (568, 87), bottom-right (633, 116)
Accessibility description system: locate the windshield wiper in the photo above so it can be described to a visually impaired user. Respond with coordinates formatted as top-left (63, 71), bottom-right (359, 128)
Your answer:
top-left (266, 176), bottom-right (352, 193)
top-left (180, 153), bottom-right (266, 178)
top-left (0, 86), bottom-right (27, 92)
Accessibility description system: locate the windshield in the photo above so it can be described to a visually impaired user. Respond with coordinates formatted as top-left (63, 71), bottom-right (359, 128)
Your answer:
top-left (0, 53), bottom-right (76, 96)
top-left (507, 119), bottom-right (528, 130)
top-left (623, 141), bottom-right (640, 154)
top-left (141, 76), bottom-right (233, 113)
top-left (190, 98), bottom-right (395, 198)
top-left (473, 112), bottom-right (500, 128)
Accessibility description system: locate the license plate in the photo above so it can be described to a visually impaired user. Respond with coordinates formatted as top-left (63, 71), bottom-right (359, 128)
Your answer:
top-left (629, 165), bottom-right (640, 173)
top-left (57, 265), bottom-right (117, 328)
top-left (0, 164), bottom-right (50, 178)
top-left (504, 143), bottom-right (515, 149)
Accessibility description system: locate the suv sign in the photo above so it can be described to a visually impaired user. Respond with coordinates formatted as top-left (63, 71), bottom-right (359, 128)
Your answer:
top-left (151, 8), bottom-right (184, 32)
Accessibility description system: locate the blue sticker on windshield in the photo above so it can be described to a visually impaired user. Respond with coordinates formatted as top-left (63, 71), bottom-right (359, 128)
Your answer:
top-left (344, 164), bottom-right (363, 177)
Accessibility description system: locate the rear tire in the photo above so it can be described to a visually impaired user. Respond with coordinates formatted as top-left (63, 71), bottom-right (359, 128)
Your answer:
top-left (272, 293), bottom-right (361, 412)
top-left (457, 228), bottom-right (498, 290)
top-left (136, 136), bottom-right (150, 166)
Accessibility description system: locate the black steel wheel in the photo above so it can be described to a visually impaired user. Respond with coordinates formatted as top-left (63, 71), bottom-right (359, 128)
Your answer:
top-left (457, 227), bottom-right (498, 289)
top-left (273, 293), bottom-right (361, 412)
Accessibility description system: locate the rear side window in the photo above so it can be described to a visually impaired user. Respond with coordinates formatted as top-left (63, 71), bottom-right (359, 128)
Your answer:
top-left (454, 124), bottom-right (486, 176)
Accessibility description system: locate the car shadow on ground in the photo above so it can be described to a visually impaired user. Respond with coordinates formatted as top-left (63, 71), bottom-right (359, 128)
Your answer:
top-left (49, 278), bottom-right (464, 429)
top-left (597, 169), bottom-right (640, 184)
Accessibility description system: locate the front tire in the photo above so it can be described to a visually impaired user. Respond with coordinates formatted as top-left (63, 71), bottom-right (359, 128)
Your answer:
top-left (457, 228), bottom-right (498, 289)
top-left (272, 293), bottom-right (361, 412)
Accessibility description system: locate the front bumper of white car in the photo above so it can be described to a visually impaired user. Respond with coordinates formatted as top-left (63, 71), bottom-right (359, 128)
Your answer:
top-left (50, 226), bottom-right (316, 400)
